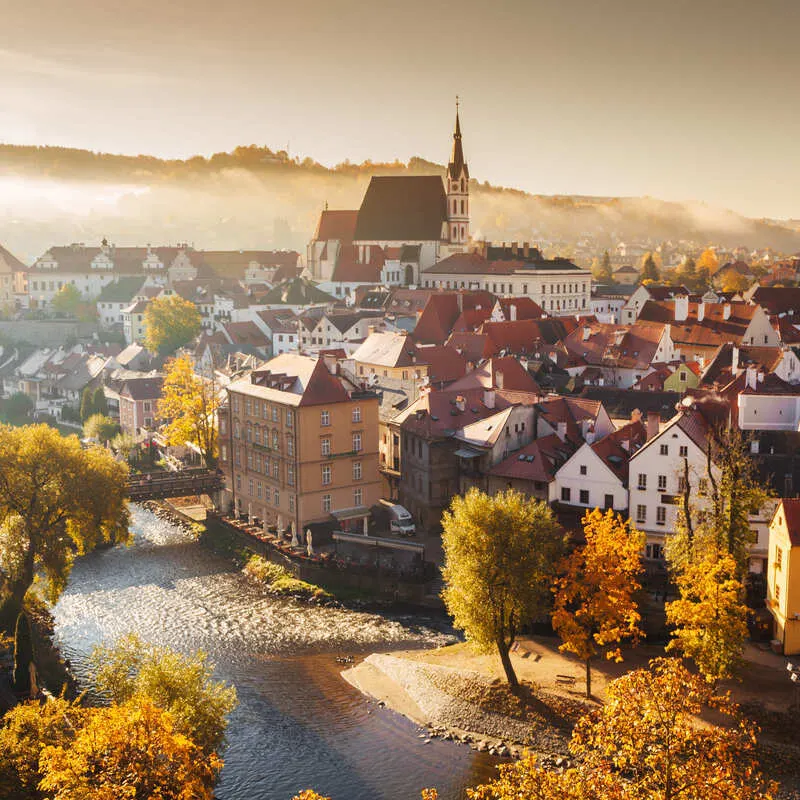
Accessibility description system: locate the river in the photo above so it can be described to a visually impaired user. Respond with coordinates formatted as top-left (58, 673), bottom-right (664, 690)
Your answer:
top-left (52, 505), bottom-right (499, 800)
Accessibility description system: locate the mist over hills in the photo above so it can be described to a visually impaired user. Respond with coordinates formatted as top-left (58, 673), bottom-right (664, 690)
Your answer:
top-left (1, 143), bottom-right (799, 262)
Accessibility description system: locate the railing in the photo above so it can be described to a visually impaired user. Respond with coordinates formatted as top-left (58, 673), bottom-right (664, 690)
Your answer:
top-left (126, 468), bottom-right (223, 501)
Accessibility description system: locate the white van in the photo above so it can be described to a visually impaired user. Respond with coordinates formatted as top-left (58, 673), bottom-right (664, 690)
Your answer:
top-left (386, 503), bottom-right (416, 536)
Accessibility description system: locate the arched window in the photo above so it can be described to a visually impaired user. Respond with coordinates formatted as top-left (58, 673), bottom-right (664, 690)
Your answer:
top-left (460, 200), bottom-right (464, 214)
top-left (460, 225), bottom-right (465, 239)
top-left (461, 178), bottom-right (465, 192)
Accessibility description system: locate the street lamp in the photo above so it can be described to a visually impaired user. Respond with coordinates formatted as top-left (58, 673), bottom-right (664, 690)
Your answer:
top-left (788, 662), bottom-right (800, 709)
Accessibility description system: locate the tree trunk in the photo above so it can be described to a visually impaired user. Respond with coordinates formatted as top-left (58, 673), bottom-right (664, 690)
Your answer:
top-left (0, 550), bottom-right (36, 634)
top-left (497, 639), bottom-right (519, 691)
top-left (585, 658), bottom-right (592, 699)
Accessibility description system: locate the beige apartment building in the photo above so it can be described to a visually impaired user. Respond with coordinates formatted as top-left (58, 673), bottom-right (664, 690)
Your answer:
top-left (218, 353), bottom-right (380, 537)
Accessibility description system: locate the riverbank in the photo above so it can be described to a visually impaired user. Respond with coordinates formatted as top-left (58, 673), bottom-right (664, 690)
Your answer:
top-left (344, 639), bottom-right (800, 796)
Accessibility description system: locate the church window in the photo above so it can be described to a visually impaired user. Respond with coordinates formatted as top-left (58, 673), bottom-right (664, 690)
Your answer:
top-left (460, 200), bottom-right (465, 214)
top-left (461, 179), bottom-right (465, 191)
top-left (460, 225), bottom-right (465, 239)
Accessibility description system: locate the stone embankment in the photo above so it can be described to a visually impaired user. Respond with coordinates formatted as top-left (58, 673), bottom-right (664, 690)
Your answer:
top-left (344, 653), bottom-right (576, 763)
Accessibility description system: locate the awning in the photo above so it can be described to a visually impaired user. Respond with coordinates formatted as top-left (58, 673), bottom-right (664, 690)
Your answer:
top-left (333, 531), bottom-right (425, 554)
top-left (331, 505), bottom-right (371, 521)
top-left (454, 447), bottom-right (481, 458)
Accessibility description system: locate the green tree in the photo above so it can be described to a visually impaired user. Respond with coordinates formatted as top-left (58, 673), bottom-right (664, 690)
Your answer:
top-left (50, 283), bottom-right (83, 317)
top-left (676, 256), bottom-right (698, 290)
top-left (144, 295), bottom-right (202, 355)
top-left (640, 252), bottom-right (660, 283)
top-left (91, 633), bottom-right (237, 756)
top-left (551, 509), bottom-right (644, 698)
top-left (80, 386), bottom-right (94, 422)
top-left (91, 385), bottom-right (108, 417)
top-left (0, 392), bottom-right (33, 424)
top-left (441, 488), bottom-right (564, 689)
top-left (82, 413), bottom-right (120, 444)
top-left (0, 425), bottom-right (130, 631)
top-left (157, 355), bottom-right (220, 468)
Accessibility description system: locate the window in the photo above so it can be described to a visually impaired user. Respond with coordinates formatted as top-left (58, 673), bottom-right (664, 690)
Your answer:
top-left (680, 372), bottom-right (687, 382)
top-left (776, 545), bottom-right (783, 570)
top-left (220, 444), bottom-right (228, 462)
top-left (272, 461), bottom-right (279, 479)
top-left (274, 490), bottom-right (280, 507)
top-left (272, 430), bottom-right (279, 450)
top-left (272, 407), bottom-right (278, 422)
top-left (679, 445), bottom-right (688, 458)
top-left (245, 398), bottom-right (251, 415)
top-left (321, 437), bottom-right (331, 456)
top-left (775, 583), bottom-right (781, 602)
top-left (288, 495), bottom-right (295, 513)
top-left (579, 489), bottom-right (589, 505)
top-left (322, 494), bottom-right (331, 513)
top-left (354, 487), bottom-right (362, 506)
top-left (254, 427), bottom-right (261, 445)
top-left (233, 396), bottom-right (240, 413)
top-left (352, 432), bottom-right (362, 452)
top-left (604, 494), bottom-right (614, 509)
top-left (353, 461), bottom-right (362, 480)
top-left (637, 473), bottom-right (647, 490)
top-left (286, 410), bottom-right (293, 428)
top-left (698, 478), bottom-right (708, 495)
top-left (322, 464), bottom-right (331, 485)
top-left (264, 485), bottom-right (271, 502)
top-left (287, 464), bottom-right (295, 486)
top-left (321, 410), bottom-right (330, 426)
top-left (561, 487), bottom-right (571, 502)
top-left (248, 479), bottom-right (254, 496)
top-left (658, 475), bottom-right (667, 491)
top-left (236, 475), bottom-right (242, 491)
top-left (636, 504), bottom-right (647, 524)
top-left (352, 406), bottom-right (361, 423)
top-left (656, 506), bottom-right (666, 526)
top-left (256, 481), bottom-right (262, 499)
top-left (287, 437), bottom-right (294, 457)
top-left (646, 543), bottom-right (664, 560)
top-left (247, 451), bottom-right (253, 469)
top-left (579, 465), bottom-right (587, 476)
top-left (659, 444), bottom-right (668, 455)
top-left (263, 404), bottom-right (269, 419)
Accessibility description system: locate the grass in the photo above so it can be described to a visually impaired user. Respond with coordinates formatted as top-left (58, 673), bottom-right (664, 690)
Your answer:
top-left (243, 555), bottom-right (333, 602)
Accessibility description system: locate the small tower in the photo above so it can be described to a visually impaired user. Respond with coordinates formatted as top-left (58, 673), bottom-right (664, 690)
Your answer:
top-left (446, 99), bottom-right (470, 248)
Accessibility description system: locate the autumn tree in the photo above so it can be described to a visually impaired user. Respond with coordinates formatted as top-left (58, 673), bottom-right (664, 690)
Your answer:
top-left (157, 355), bottom-right (221, 468)
top-left (441, 488), bottom-right (564, 689)
top-left (50, 283), bottom-right (83, 317)
top-left (39, 697), bottom-right (220, 800)
top-left (469, 658), bottom-right (776, 800)
top-left (82, 413), bottom-right (120, 444)
top-left (640, 252), bottom-right (660, 283)
top-left (144, 294), bottom-right (201, 355)
top-left (666, 547), bottom-right (749, 683)
top-left (722, 271), bottom-right (750, 293)
top-left (697, 247), bottom-right (719, 284)
top-left (551, 509), bottom-right (644, 698)
top-left (90, 633), bottom-right (237, 756)
top-left (0, 425), bottom-right (130, 631)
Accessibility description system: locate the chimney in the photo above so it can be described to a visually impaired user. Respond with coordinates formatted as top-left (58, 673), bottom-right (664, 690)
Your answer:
top-left (674, 295), bottom-right (689, 322)
top-left (582, 325), bottom-right (591, 341)
top-left (523, 242), bottom-right (530, 258)
top-left (646, 411), bottom-right (660, 441)
top-left (556, 421), bottom-right (567, 441)
top-left (483, 389), bottom-right (496, 410)
top-left (365, 246), bottom-right (371, 264)
top-left (455, 395), bottom-right (466, 412)
top-left (723, 303), bottom-right (731, 320)
top-left (732, 344), bottom-right (740, 375)
top-left (511, 242), bottom-right (518, 256)
top-left (746, 365), bottom-right (757, 390)
top-left (630, 408), bottom-right (642, 423)
top-left (496, 370), bottom-right (504, 389)
top-left (367, 325), bottom-right (376, 336)
top-left (509, 303), bottom-right (517, 321)
top-left (697, 301), bottom-right (705, 322)
top-left (585, 429), bottom-right (595, 445)
top-left (457, 293), bottom-right (463, 312)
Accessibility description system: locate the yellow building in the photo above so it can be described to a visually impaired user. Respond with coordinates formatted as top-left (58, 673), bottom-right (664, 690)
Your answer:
top-left (767, 499), bottom-right (800, 655)
top-left (219, 353), bottom-right (381, 537)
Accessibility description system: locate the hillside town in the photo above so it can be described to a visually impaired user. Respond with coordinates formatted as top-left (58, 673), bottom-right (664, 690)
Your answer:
top-left (1, 111), bottom-right (799, 662)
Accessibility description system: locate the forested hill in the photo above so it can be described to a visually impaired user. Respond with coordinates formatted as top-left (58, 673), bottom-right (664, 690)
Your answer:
top-left (2, 143), bottom-right (799, 261)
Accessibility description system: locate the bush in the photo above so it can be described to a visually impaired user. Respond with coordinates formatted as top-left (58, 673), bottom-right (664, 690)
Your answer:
top-left (243, 556), bottom-right (332, 601)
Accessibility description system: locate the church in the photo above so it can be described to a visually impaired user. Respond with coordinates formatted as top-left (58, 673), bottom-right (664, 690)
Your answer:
top-left (307, 109), bottom-right (471, 298)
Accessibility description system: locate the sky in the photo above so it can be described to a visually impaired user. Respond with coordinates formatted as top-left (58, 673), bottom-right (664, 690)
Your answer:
top-left (2, 0), bottom-right (800, 219)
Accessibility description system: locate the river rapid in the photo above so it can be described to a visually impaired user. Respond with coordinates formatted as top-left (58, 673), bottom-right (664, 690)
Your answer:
top-left (52, 505), bottom-right (499, 800)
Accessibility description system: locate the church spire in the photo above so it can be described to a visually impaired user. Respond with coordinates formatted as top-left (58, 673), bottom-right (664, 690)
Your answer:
top-left (448, 96), bottom-right (468, 181)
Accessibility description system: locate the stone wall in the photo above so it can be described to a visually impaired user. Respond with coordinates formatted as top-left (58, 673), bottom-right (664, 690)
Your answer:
top-left (0, 320), bottom-right (96, 346)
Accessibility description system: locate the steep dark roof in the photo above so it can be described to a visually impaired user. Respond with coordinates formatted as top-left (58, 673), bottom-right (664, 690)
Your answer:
top-left (262, 277), bottom-right (336, 306)
top-left (120, 376), bottom-right (163, 401)
top-left (314, 210), bottom-right (359, 242)
top-left (97, 276), bottom-right (146, 302)
top-left (354, 176), bottom-right (447, 242)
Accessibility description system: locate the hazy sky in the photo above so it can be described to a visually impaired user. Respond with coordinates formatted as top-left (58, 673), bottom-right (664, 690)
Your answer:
top-left (2, 0), bottom-right (800, 218)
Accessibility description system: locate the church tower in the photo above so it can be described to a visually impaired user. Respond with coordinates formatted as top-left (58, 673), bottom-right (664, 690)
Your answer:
top-left (446, 101), bottom-right (470, 248)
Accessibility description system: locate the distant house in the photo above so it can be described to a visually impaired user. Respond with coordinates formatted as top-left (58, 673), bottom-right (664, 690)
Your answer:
top-left (122, 300), bottom-right (150, 345)
top-left (663, 362), bottom-right (701, 393)
top-left (118, 376), bottom-right (163, 435)
top-left (612, 264), bottom-right (639, 286)
top-left (97, 277), bottom-right (147, 328)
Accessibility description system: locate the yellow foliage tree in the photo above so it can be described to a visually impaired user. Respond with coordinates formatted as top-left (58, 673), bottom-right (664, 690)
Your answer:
top-left (441, 488), bottom-right (564, 689)
top-left (697, 247), bottom-right (719, 275)
top-left (470, 658), bottom-right (776, 800)
top-left (0, 425), bottom-right (130, 630)
top-left (551, 509), bottom-right (644, 697)
top-left (721, 271), bottom-right (750, 293)
top-left (157, 355), bottom-right (220, 468)
top-left (144, 294), bottom-right (201, 355)
top-left (665, 547), bottom-right (749, 683)
top-left (39, 696), bottom-right (220, 800)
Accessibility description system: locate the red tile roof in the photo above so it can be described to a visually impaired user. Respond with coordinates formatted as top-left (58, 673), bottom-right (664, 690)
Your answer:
top-left (590, 421), bottom-right (646, 482)
top-left (331, 244), bottom-right (385, 283)
top-left (448, 356), bottom-right (540, 393)
top-left (489, 434), bottom-right (574, 483)
top-left (413, 292), bottom-right (496, 345)
top-left (314, 210), bottom-right (359, 242)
